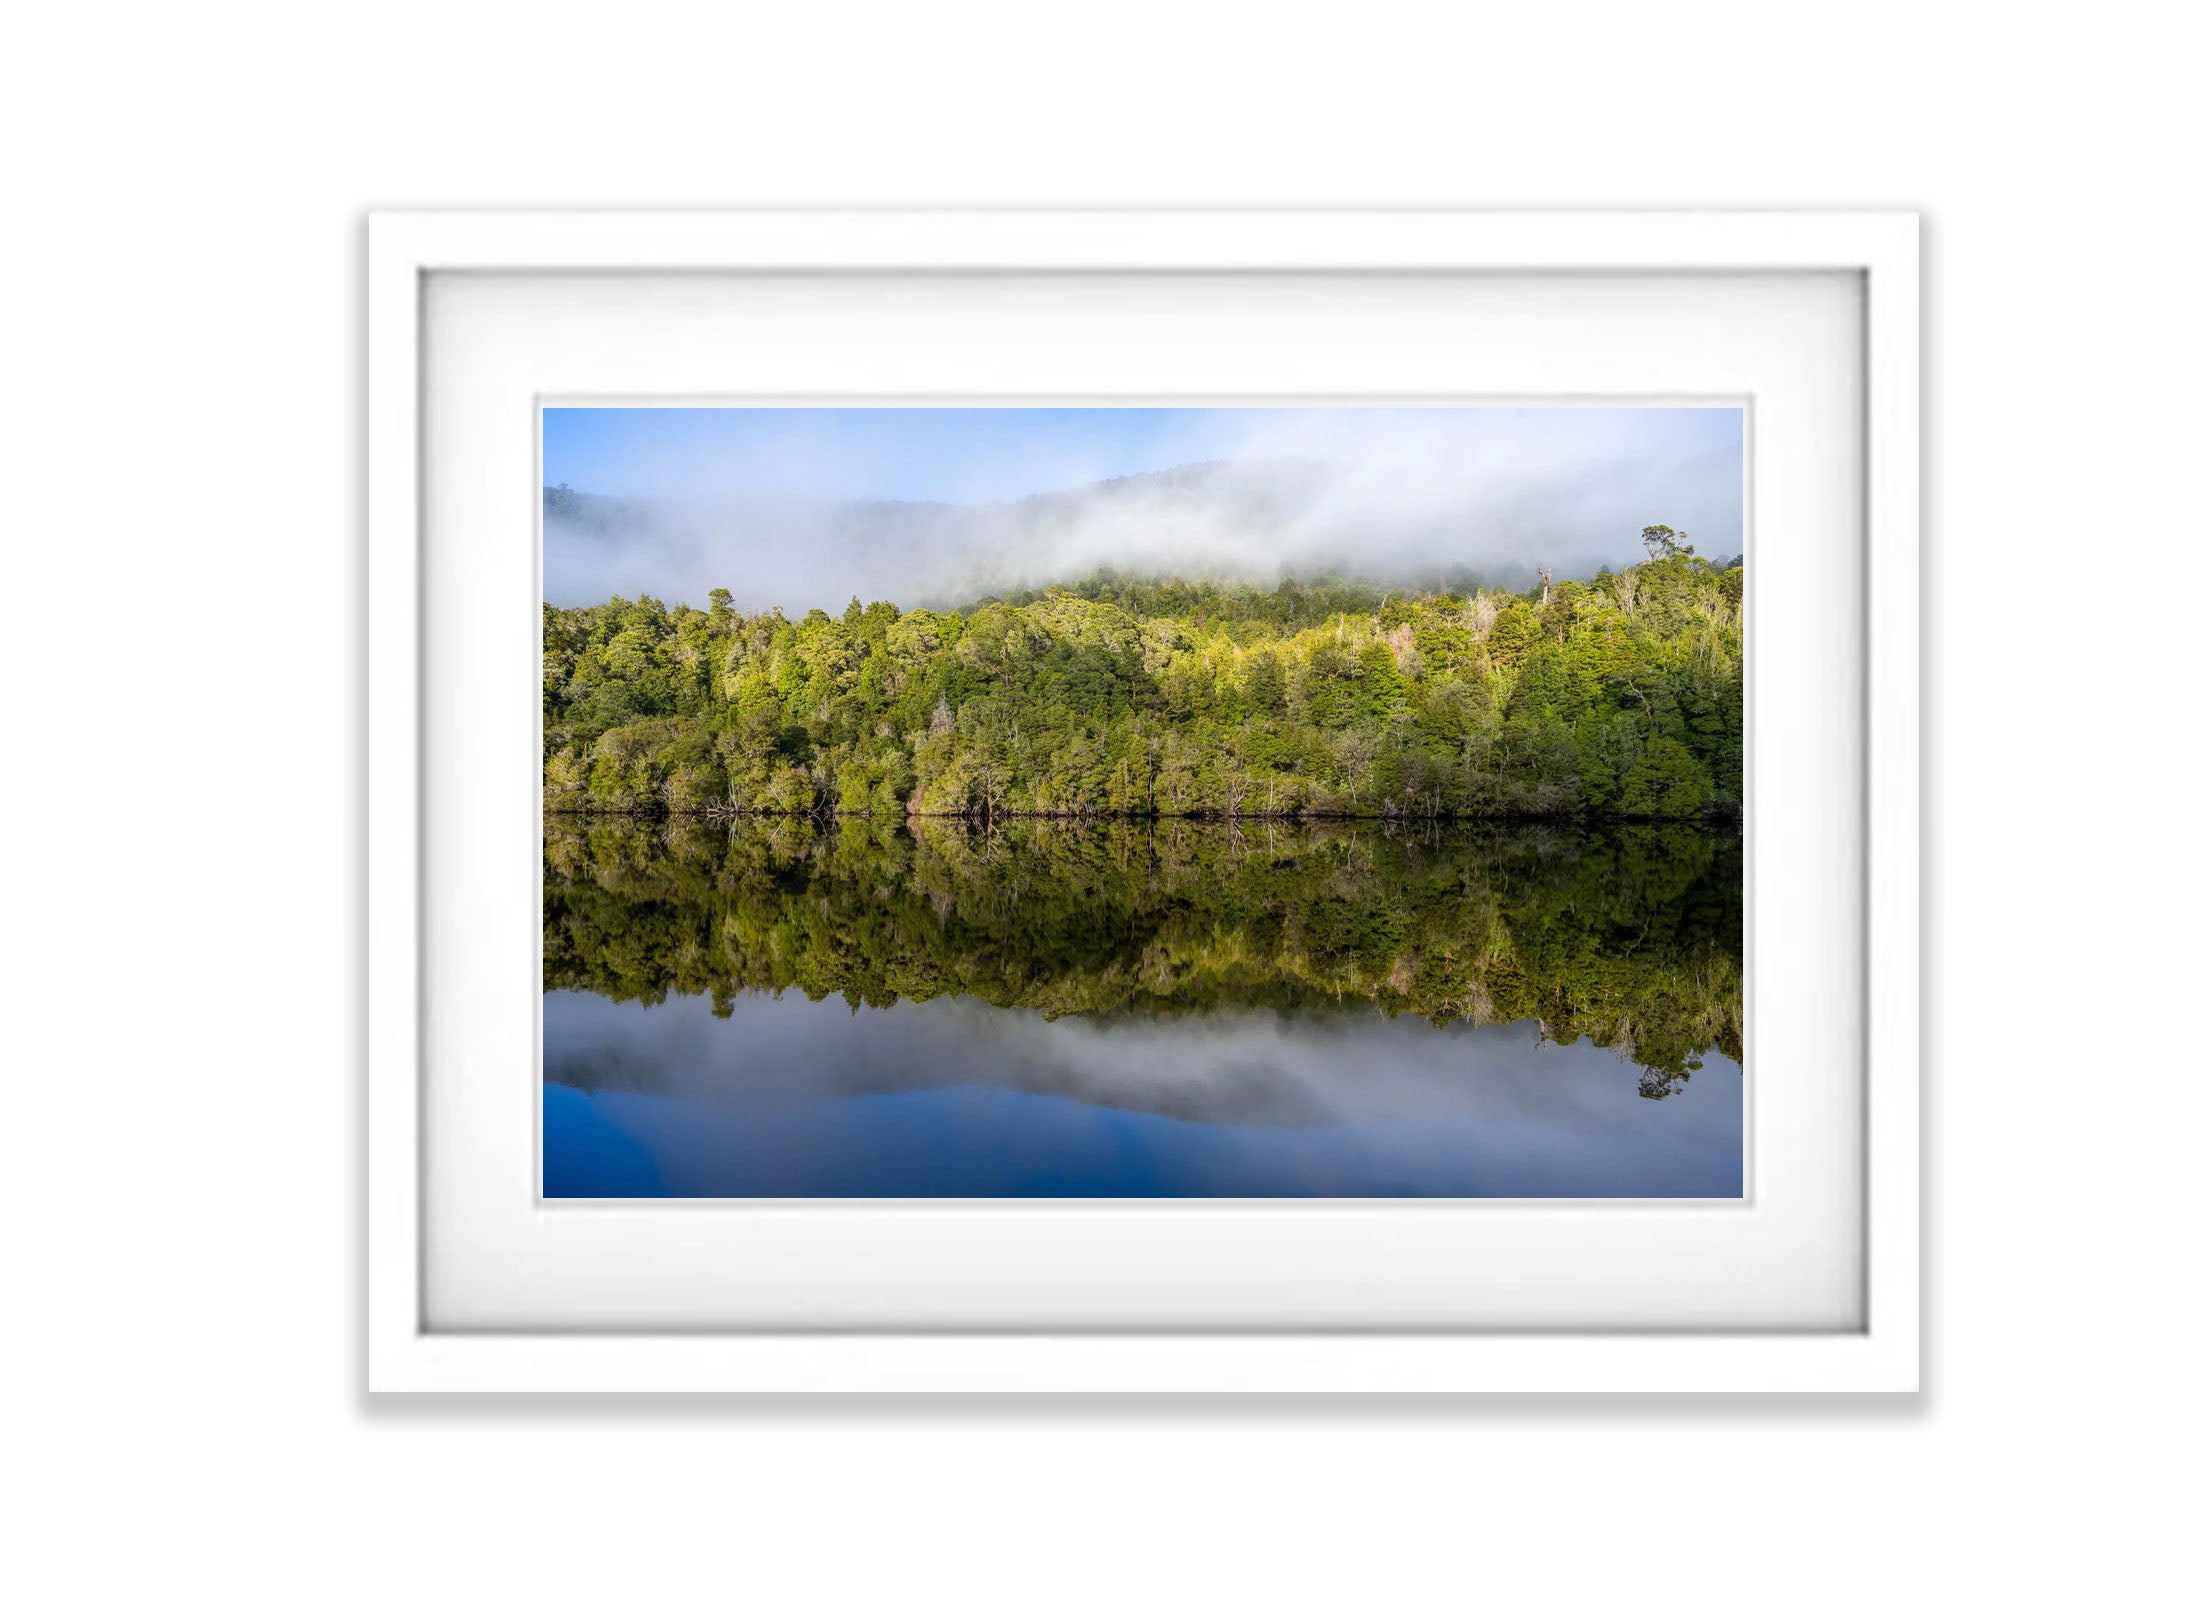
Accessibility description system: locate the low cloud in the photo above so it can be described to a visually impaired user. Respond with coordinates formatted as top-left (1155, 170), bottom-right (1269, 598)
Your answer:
top-left (545, 407), bottom-right (1743, 611)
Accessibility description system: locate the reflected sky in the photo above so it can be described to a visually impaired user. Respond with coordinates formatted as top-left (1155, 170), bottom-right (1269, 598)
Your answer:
top-left (544, 989), bottom-right (1742, 1199)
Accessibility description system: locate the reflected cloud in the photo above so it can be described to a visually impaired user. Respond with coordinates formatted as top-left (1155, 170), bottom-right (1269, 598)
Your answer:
top-left (546, 991), bottom-right (1733, 1132)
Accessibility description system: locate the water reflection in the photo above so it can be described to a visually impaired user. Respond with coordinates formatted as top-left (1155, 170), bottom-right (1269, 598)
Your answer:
top-left (543, 816), bottom-right (1743, 1198)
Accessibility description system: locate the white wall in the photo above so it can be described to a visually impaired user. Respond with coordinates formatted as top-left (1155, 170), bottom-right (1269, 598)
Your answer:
top-left (5, 5), bottom-right (2189, 1595)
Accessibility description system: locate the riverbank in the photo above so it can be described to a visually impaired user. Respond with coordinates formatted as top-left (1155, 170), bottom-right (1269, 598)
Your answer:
top-left (545, 799), bottom-right (1743, 826)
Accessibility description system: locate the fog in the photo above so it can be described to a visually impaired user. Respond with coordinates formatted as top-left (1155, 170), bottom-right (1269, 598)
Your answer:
top-left (543, 407), bottom-right (1743, 611)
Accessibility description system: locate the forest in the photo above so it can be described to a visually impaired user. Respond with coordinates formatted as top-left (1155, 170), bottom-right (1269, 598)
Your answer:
top-left (543, 527), bottom-right (1743, 822)
top-left (545, 815), bottom-right (1742, 1099)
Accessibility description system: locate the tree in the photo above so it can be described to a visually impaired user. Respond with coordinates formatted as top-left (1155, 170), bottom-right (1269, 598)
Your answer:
top-left (1641, 524), bottom-right (1696, 561)
top-left (1107, 749), bottom-right (1153, 816)
top-left (1486, 603), bottom-right (1542, 669)
top-left (1619, 735), bottom-right (1709, 818)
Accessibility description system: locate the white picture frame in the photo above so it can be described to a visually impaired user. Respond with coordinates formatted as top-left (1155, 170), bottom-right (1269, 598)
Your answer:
top-left (369, 210), bottom-right (1918, 1392)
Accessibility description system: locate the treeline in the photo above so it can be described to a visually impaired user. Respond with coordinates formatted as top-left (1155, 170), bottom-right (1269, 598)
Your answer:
top-left (984, 569), bottom-right (1394, 630)
top-left (544, 543), bottom-right (1743, 822)
top-left (545, 816), bottom-right (1743, 1095)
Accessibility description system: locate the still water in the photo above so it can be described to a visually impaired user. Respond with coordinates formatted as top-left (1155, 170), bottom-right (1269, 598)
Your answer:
top-left (543, 815), bottom-right (1743, 1199)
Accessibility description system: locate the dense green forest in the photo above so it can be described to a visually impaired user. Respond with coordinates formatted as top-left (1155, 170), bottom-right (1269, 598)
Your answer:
top-left (546, 815), bottom-right (1742, 1098)
top-left (543, 528), bottom-right (1742, 821)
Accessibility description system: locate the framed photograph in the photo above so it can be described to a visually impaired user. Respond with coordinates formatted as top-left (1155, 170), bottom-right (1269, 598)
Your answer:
top-left (368, 211), bottom-right (1917, 1391)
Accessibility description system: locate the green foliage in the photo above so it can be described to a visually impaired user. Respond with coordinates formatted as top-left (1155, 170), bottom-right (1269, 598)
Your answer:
top-left (544, 551), bottom-right (1742, 821)
top-left (1619, 736), bottom-right (1711, 818)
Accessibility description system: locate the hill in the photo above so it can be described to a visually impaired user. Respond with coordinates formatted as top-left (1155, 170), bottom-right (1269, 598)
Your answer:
top-left (542, 548), bottom-right (1743, 822)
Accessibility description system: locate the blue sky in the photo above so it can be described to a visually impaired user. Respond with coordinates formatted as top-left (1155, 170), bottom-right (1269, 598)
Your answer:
top-left (547, 406), bottom-right (1242, 504)
top-left (545, 404), bottom-right (1741, 509)
top-left (541, 405), bottom-right (1744, 609)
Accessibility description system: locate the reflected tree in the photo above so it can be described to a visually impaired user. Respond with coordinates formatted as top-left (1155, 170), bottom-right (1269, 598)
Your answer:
top-left (545, 816), bottom-right (1743, 1097)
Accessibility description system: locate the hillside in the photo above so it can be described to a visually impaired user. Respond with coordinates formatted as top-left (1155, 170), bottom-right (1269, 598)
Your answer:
top-left (543, 543), bottom-right (1742, 821)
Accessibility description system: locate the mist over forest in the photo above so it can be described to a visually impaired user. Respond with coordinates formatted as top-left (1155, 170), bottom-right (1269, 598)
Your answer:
top-left (545, 425), bottom-right (1743, 613)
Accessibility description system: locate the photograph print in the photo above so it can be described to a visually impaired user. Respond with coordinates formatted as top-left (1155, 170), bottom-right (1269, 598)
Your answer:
top-left (541, 405), bottom-right (1745, 1199)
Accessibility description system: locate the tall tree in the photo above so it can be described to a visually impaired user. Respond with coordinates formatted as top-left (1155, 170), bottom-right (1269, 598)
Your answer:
top-left (1640, 524), bottom-right (1696, 560)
